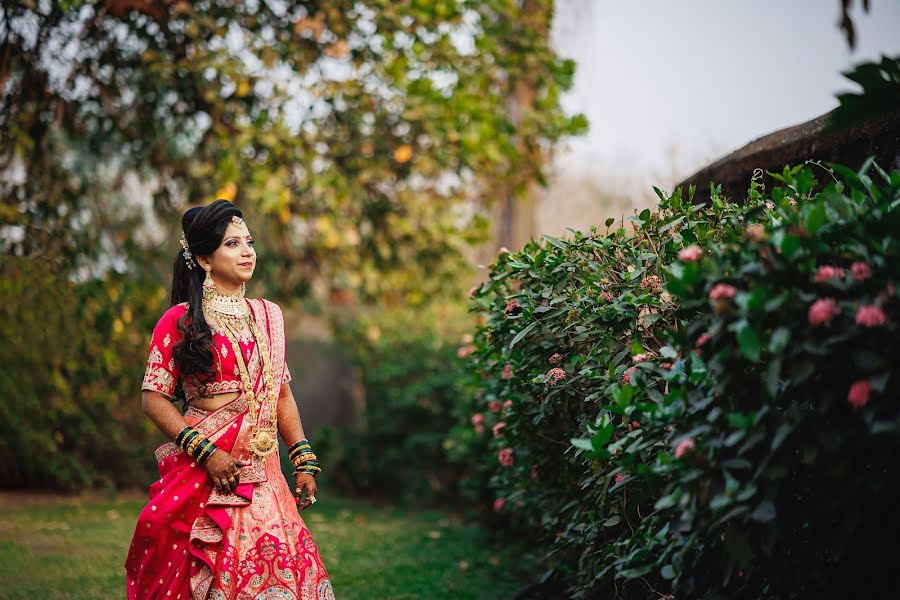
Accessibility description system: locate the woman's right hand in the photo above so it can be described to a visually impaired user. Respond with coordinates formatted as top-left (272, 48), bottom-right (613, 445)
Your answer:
top-left (203, 451), bottom-right (247, 494)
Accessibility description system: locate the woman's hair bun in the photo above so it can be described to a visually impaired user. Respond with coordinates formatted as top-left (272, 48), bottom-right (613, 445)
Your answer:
top-left (181, 206), bottom-right (203, 236)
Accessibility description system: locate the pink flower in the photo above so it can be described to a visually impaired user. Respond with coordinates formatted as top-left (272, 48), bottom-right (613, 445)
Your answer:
top-left (548, 353), bottom-right (562, 364)
top-left (848, 380), bottom-right (870, 410)
top-left (765, 201), bottom-right (775, 210)
top-left (468, 286), bottom-right (478, 298)
top-left (856, 305), bottom-right (887, 328)
top-left (815, 265), bottom-right (846, 283)
top-left (488, 400), bottom-right (502, 413)
top-left (546, 367), bottom-right (567, 385)
top-left (470, 413), bottom-right (484, 426)
top-left (632, 353), bottom-right (652, 363)
top-left (808, 298), bottom-right (840, 326)
top-left (660, 362), bottom-right (673, 369)
top-left (501, 363), bottom-right (513, 379)
top-left (622, 366), bottom-right (637, 385)
top-left (503, 399), bottom-right (513, 410)
top-left (744, 223), bottom-right (768, 243)
top-left (498, 448), bottom-right (514, 467)
top-left (641, 274), bottom-right (662, 291)
top-left (674, 437), bottom-right (695, 459)
top-left (498, 246), bottom-right (509, 254)
top-left (492, 422), bottom-right (506, 438)
top-left (627, 420), bottom-right (640, 432)
top-left (788, 197), bottom-right (797, 206)
top-left (678, 245), bottom-right (702, 262)
top-left (457, 344), bottom-right (476, 358)
top-left (695, 332), bottom-right (712, 348)
top-left (850, 261), bottom-right (872, 282)
top-left (709, 283), bottom-right (737, 300)
top-left (493, 497), bottom-right (505, 512)
top-left (505, 299), bottom-right (521, 315)
top-left (615, 473), bottom-right (623, 484)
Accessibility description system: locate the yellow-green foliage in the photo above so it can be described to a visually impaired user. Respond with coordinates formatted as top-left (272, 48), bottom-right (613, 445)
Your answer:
top-left (1, 257), bottom-right (166, 490)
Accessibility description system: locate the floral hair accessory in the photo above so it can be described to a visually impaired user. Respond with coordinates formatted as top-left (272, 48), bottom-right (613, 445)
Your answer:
top-left (179, 232), bottom-right (197, 270)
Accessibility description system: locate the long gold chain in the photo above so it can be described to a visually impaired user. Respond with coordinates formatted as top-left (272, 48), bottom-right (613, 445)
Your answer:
top-left (208, 309), bottom-right (279, 458)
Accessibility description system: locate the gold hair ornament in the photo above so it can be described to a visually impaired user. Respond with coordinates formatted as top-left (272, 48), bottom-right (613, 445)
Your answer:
top-left (179, 232), bottom-right (197, 270)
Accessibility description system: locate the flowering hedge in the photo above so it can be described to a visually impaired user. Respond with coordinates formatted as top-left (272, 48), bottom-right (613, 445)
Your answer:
top-left (449, 179), bottom-right (756, 596)
top-left (454, 162), bottom-right (900, 598)
top-left (633, 161), bottom-right (900, 598)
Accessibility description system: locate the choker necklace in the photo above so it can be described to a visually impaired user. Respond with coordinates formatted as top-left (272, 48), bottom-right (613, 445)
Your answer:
top-left (202, 284), bottom-right (250, 319)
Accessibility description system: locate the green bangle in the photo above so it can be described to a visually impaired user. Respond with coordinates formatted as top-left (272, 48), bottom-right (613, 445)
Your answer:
top-left (175, 426), bottom-right (196, 447)
top-left (197, 440), bottom-right (217, 464)
top-left (180, 429), bottom-right (201, 451)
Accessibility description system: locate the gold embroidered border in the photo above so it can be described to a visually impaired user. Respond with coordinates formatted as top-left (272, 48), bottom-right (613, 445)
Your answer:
top-left (142, 364), bottom-right (174, 397)
top-left (154, 442), bottom-right (181, 463)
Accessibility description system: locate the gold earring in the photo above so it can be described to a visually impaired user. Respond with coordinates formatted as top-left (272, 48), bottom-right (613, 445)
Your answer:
top-left (203, 268), bottom-right (216, 290)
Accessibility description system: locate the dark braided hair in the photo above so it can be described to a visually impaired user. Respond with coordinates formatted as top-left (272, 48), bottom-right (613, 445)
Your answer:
top-left (169, 199), bottom-right (245, 402)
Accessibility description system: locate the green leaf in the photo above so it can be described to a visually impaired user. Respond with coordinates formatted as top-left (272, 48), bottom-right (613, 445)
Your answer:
top-left (779, 234), bottom-right (802, 258)
top-left (771, 423), bottom-right (792, 451)
top-left (509, 321), bottom-right (538, 349)
top-left (734, 320), bottom-right (761, 361)
top-left (768, 327), bottom-right (790, 353)
top-left (803, 203), bottom-right (827, 234)
top-left (542, 235), bottom-right (567, 250)
top-left (750, 500), bottom-right (776, 522)
top-left (591, 423), bottom-right (615, 449)
top-left (570, 438), bottom-right (594, 454)
top-left (655, 494), bottom-right (677, 510)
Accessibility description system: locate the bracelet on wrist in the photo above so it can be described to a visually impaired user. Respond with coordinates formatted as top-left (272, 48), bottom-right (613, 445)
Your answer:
top-left (176, 426), bottom-right (218, 464)
top-left (288, 439), bottom-right (321, 476)
top-left (288, 440), bottom-right (313, 460)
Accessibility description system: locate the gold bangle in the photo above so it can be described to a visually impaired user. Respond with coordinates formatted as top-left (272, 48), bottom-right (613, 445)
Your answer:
top-left (186, 434), bottom-right (205, 458)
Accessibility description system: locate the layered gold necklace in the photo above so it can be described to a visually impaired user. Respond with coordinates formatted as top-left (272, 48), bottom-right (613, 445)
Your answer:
top-left (202, 285), bottom-right (279, 458)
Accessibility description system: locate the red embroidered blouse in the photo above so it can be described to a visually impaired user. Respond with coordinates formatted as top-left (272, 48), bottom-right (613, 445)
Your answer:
top-left (141, 301), bottom-right (291, 402)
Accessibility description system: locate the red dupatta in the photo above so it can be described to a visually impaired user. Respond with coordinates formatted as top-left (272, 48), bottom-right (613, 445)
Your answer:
top-left (126, 299), bottom-right (288, 600)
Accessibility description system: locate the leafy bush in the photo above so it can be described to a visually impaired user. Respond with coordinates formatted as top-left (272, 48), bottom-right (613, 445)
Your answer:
top-left (620, 161), bottom-right (900, 598)
top-left (1, 257), bottom-right (164, 490)
top-left (455, 162), bottom-right (900, 598)
top-left (451, 181), bottom-right (757, 596)
top-left (322, 303), bottom-right (474, 506)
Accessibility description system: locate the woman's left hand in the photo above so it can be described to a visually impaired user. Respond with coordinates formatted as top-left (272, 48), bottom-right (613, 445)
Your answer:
top-left (295, 473), bottom-right (317, 511)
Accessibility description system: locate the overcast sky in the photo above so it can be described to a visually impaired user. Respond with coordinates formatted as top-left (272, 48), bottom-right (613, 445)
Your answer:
top-left (550, 0), bottom-right (900, 194)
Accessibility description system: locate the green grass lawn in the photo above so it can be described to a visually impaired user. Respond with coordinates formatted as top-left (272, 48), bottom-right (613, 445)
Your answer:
top-left (0, 484), bottom-right (529, 600)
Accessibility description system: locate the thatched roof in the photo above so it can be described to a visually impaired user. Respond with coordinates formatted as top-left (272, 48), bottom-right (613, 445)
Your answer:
top-left (678, 107), bottom-right (900, 203)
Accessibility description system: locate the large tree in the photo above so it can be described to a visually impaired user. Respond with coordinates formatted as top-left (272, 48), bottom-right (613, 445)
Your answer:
top-left (1, 0), bottom-right (585, 304)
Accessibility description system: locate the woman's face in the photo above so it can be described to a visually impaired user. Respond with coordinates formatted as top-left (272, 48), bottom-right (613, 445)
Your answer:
top-left (201, 220), bottom-right (256, 290)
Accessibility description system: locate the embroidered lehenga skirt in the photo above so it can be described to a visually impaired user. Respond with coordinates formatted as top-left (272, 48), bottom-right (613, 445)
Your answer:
top-left (125, 394), bottom-right (335, 600)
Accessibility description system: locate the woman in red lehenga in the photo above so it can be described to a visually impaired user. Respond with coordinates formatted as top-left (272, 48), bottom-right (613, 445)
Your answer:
top-left (125, 200), bottom-right (335, 600)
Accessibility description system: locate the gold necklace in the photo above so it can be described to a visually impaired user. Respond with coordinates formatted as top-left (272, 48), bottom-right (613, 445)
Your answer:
top-left (208, 309), bottom-right (279, 458)
top-left (202, 285), bottom-right (250, 318)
